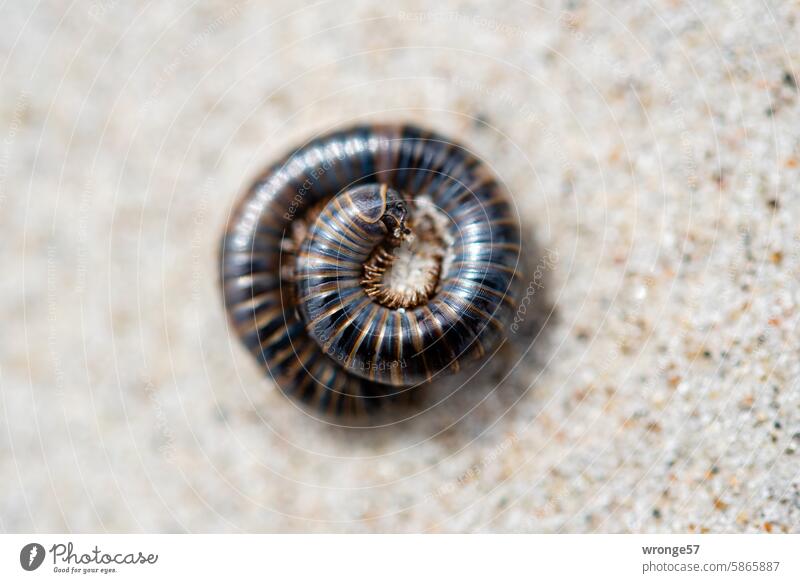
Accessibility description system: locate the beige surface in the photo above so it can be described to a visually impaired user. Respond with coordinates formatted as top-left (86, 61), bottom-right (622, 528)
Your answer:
top-left (1, 0), bottom-right (799, 533)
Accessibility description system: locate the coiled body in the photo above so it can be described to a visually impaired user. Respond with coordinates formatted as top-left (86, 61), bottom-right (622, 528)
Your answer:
top-left (221, 124), bottom-right (521, 415)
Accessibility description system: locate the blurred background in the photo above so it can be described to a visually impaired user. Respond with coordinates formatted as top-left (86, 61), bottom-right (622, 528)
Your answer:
top-left (1, 0), bottom-right (799, 532)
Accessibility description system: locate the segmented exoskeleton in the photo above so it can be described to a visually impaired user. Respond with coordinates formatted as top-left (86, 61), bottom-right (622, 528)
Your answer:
top-left (221, 124), bottom-right (521, 416)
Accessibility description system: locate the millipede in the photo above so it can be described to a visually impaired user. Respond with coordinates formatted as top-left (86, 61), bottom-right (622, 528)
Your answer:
top-left (220, 124), bottom-right (522, 416)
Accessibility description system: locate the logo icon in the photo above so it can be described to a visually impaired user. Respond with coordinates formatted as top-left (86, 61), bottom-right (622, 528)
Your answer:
top-left (20, 543), bottom-right (46, 571)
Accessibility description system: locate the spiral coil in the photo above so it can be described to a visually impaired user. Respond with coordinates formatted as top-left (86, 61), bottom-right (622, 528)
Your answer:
top-left (221, 124), bottom-right (521, 415)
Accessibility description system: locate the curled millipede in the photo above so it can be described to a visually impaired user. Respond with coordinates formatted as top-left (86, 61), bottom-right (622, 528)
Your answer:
top-left (220, 124), bottom-right (521, 416)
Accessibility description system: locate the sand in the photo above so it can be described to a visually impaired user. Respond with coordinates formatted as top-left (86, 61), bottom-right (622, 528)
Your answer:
top-left (1, 0), bottom-right (798, 532)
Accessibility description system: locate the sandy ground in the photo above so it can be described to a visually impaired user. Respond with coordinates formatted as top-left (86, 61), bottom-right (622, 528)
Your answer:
top-left (1, 0), bottom-right (799, 533)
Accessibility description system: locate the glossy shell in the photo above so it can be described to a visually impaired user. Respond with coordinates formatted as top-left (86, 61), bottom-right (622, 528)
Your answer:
top-left (221, 124), bottom-right (521, 415)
